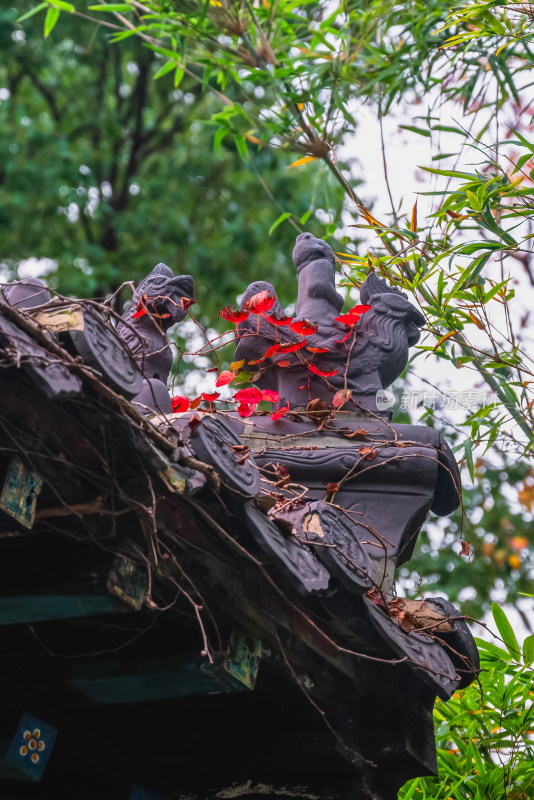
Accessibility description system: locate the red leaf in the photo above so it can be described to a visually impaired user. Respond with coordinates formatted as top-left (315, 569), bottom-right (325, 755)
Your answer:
top-left (275, 340), bottom-right (308, 354)
top-left (307, 346), bottom-right (329, 354)
top-left (151, 311), bottom-right (171, 319)
top-left (220, 306), bottom-right (250, 324)
top-left (134, 294), bottom-right (148, 314)
top-left (460, 540), bottom-right (471, 557)
top-left (234, 387), bottom-right (263, 404)
top-left (358, 446), bottom-right (377, 460)
top-left (264, 344), bottom-right (281, 359)
top-left (271, 405), bottom-right (289, 420)
top-left (308, 364), bottom-right (339, 377)
top-left (326, 482), bottom-right (339, 495)
top-left (264, 340), bottom-right (308, 359)
top-left (202, 392), bottom-right (220, 402)
top-left (264, 313), bottom-right (293, 326)
top-left (333, 389), bottom-right (352, 408)
top-left (277, 360), bottom-right (291, 367)
top-left (238, 403), bottom-right (257, 417)
top-left (171, 395), bottom-right (190, 413)
top-left (335, 312), bottom-right (360, 326)
top-left (181, 296), bottom-right (196, 310)
top-left (345, 428), bottom-right (366, 439)
top-left (248, 357), bottom-right (266, 365)
top-left (306, 398), bottom-right (330, 417)
top-left (334, 331), bottom-right (352, 344)
top-left (188, 414), bottom-right (202, 433)
top-left (261, 389), bottom-right (280, 403)
top-left (289, 318), bottom-right (318, 336)
top-left (366, 588), bottom-right (388, 611)
top-left (243, 290), bottom-right (275, 315)
top-left (132, 308), bottom-right (148, 319)
top-left (350, 304), bottom-right (371, 314)
top-left (190, 396), bottom-right (202, 410)
top-left (215, 370), bottom-right (235, 387)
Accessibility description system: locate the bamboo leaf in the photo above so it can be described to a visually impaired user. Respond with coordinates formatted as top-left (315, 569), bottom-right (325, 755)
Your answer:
top-left (492, 602), bottom-right (520, 659)
top-left (523, 634), bottom-right (534, 665)
top-left (288, 155), bottom-right (317, 168)
top-left (512, 153), bottom-right (532, 174)
top-left (463, 438), bottom-right (474, 481)
top-left (111, 26), bottom-right (146, 41)
top-left (400, 125), bottom-right (431, 138)
top-left (245, 133), bottom-right (264, 146)
top-left (16, 3), bottom-right (47, 22)
top-left (235, 135), bottom-right (249, 163)
top-left (47, 0), bottom-right (74, 11)
top-left (44, 6), bottom-right (60, 37)
top-left (512, 130), bottom-right (534, 154)
top-left (469, 312), bottom-right (484, 330)
top-left (432, 125), bottom-right (467, 135)
top-left (434, 330), bottom-right (457, 349)
top-left (269, 212), bottom-right (291, 236)
top-left (213, 127), bottom-right (226, 158)
top-left (153, 60), bottom-right (176, 80)
top-left (410, 200), bottom-right (417, 232)
top-left (400, 779), bottom-right (420, 800)
top-left (422, 166), bottom-right (477, 179)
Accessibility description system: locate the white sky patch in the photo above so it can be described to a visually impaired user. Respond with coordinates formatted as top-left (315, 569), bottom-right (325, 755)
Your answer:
top-left (17, 257), bottom-right (58, 280)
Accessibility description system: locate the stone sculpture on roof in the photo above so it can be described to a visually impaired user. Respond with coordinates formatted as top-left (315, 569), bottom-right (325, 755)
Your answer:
top-left (108, 231), bottom-right (477, 702)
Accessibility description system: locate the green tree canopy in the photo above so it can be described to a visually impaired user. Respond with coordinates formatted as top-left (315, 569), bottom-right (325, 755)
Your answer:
top-left (1, 4), bottom-right (347, 320)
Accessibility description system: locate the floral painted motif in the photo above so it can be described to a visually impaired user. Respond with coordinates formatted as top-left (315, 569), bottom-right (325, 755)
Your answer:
top-left (8, 713), bottom-right (57, 780)
top-left (19, 728), bottom-right (46, 765)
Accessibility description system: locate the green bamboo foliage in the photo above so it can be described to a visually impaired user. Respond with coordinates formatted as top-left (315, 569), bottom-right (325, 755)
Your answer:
top-left (400, 604), bottom-right (534, 799)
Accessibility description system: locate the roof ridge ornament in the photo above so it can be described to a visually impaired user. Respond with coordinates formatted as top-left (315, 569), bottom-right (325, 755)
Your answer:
top-left (234, 232), bottom-right (425, 414)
